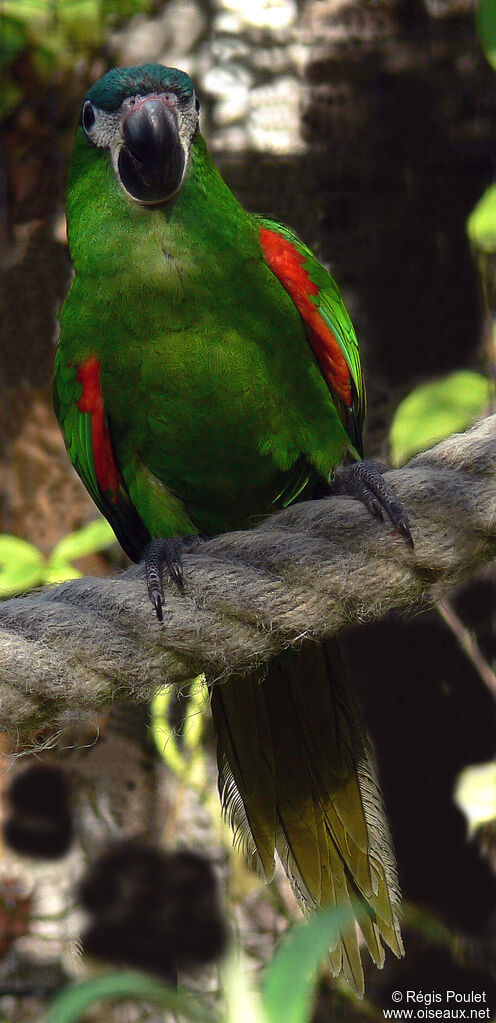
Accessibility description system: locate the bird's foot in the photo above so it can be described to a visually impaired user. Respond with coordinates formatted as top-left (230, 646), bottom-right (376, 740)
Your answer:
top-left (144, 535), bottom-right (202, 623)
top-left (329, 460), bottom-right (413, 548)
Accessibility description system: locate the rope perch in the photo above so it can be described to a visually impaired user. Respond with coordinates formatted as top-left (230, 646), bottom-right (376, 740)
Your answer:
top-left (2, 415), bottom-right (496, 739)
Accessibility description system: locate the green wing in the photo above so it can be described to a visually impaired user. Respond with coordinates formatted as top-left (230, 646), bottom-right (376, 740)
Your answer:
top-left (53, 356), bottom-right (149, 562)
top-left (257, 215), bottom-right (365, 455)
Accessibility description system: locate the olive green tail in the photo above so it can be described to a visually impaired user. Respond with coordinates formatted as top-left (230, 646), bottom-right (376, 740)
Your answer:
top-left (210, 638), bottom-right (403, 995)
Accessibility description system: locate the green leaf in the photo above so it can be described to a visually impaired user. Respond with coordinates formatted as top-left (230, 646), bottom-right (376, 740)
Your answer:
top-left (0, 536), bottom-right (42, 564)
top-left (467, 183), bottom-right (496, 253)
top-left (0, 536), bottom-right (45, 597)
top-left (476, 0), bottom-right (496, 72)
top-left (262, 906), bottom-right (353, 1023)
top-left (44, 971), bottom-right (209, 1023)
top-left (0, 563), bottom-right (45, 597)
top-left (49, 519), bottom-right (116, 565)
top-left (389, 370), bottom-right (492, 466)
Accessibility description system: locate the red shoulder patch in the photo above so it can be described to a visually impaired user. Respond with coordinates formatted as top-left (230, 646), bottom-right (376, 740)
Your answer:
top-left (76, 357), bottom-right (120, 501)
top-left (260, 226), bottom-right (352, 406)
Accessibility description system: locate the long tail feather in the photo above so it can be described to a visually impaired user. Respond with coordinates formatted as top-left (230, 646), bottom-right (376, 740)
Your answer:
top-left (210, 637), bottom-right (403, 995)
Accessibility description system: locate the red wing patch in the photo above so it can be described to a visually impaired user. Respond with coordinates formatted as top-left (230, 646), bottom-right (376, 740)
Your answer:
top-left (260, 226), bottom-right (352, 406)
top-left (76, 356), bottom-right (120, 501)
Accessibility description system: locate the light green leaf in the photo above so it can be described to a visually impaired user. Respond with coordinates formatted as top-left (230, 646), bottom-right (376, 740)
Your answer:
top-left (0, 536), bottom-right (45, 597)
top-left (476, 0), bottom-right (496, 72)
top-left (467, 183), bottom-right (496, 253)
top-left (0, 535), bottom-right (43, 564)
top-left (43, 562), bottom-right (82, 585)
top-left (50, 519), bottom-right (116, 565)
top-left (0, 564), bottom-right (45, 597)
top-left (389, 370), bottom-right (492, 466)
top-left (44, 971), bottom-right (209, 1023)
top-left (262, 906), bottom-right (353, 1023)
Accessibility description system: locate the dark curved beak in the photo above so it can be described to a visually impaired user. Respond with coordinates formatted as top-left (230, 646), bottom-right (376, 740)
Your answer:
top-left (118, 98), bottom-right (185, 204)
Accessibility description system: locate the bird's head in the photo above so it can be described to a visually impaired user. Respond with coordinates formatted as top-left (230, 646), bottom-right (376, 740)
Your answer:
top-left (79, 64), bottom-right (200, 205)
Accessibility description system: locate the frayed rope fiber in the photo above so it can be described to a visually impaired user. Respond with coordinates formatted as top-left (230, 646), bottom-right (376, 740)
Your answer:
top-left (2, 415), bottom-right (496, 738)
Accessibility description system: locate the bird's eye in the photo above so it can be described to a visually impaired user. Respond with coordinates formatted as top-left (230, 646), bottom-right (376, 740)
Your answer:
top-left (82, 101), bottom-right (96, 134)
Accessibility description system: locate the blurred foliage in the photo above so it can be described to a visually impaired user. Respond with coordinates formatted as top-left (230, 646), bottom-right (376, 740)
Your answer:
top-left (467, 182), bottom-right (496, 351)
top-left (43, 970), bottom-right (210, 1023)
top-left (0, 0), bottom-right (154, 120)
top-left (476, 0), bottom-right (496, 72)
top-left (472, 0), bottom-right (496, 321)
top-left (389, 369), bottom-right (492, 466)
top-left (467, 183), bottom-right (496, 254)
top-left (44, 906), bottom-right (353, 1023)
top-left (0, 518), bottom-right (116, 596)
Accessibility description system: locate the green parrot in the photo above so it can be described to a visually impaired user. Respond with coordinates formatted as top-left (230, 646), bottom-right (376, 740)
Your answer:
top-left (54, 63), bottom-right (410, 993)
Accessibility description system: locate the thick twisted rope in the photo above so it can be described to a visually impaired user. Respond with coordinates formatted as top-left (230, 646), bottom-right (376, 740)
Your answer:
top-left (2, 415), bottom-right (496, 739)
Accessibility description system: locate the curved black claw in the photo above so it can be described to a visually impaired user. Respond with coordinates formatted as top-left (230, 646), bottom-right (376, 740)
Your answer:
top-left (144, 536), bottom-right (201, 623)
top-left (330, 460), bottom-right (413, 548)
